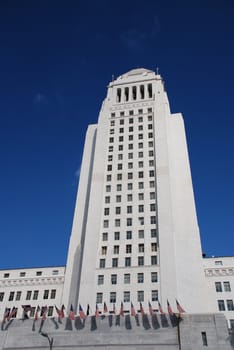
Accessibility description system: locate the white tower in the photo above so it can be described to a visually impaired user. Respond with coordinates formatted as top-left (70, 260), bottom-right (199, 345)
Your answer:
top-left (62, 68), bottom-right (210, 314)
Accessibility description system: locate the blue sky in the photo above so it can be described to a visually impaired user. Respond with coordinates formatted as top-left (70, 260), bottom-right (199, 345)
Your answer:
top-left (0, 0), bottom-right (233, 268)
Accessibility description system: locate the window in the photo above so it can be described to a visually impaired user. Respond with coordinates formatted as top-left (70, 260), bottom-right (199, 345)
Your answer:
top-left (117, 163), bottom-right (122, 170)
top-left (201, 331), bottom-right (208, 347)
top-left (105, 196), bottom-right (110, 204)
top-left (9, 291), bottom-right (15, 301)
top-left (138, 205), bottom-right (144, 213)
top-left (110, 292), bottom-right (116, 303)
top-left (139, 217), bottom-right (144, 225)
top-left (127, 206), bottom-right (132, 214)
top-left (215, 282), bottom-right (222, 292)
top-left (129, 110), bottom-right (134, 115)
top-left (33, 290), bottom-right (39, 300)
top-left (138, 193), bottom-right (144, 200)
top-left (0, 292), bottom-right (4, 302)
top-left (129, 126), bottom-right (133, 132)
top-left (124, 274), bottom-right (130, 284)
top-left (138, 256), bottom-right (144, 266)
top-left (152, 290), bottom-right (158, 301)
top-left (127, 182), bottom-right (133, 190)
top-left (109, 137), bottom-right (114, 143)
top-left (138, 273), bottom-right (144, 283)
top-left (150, 192), bottom-right (155, 199)
top-left (51, 289), bottom-right (56, 299)
top-left (20, 272), bottom-right (26, 277)
top-left (126, 231), bottom-right (132, 239)
top-left (120, 116), bottom-right (124, 122)
top-left (151, 229), bottom-right (157, 238)
top-left (118, 154), bottom-right (123, 160)
top-left (125, 257), bottom-right (131, 267)
top-left (126, 245), bottom-right (132, 253)
top-left (98, 275), bottom-right (104, 285)
top-left (148, 141), bottom-right (153, 147)
top-left (15, 291), bottom-right (21, 301)
top-left (128, 144), bottom-right (133, 150)
top-left (48, 306), bottom-right (53, 317)
top-left (127, 218), bottom-right (132, 226)
top-left (30, 307), bottom-right (35, 318)
top-left (115, 219), bottom-right (120, 227)
top-left (215, 261), bottom-right (223, 266)
top-left (119, 145), bottom-right (123, 151)
top-left (112, 258), bottom-right (118, 267)
top-left (124, 291), bottom-right (130, 302)
top-left (102, 232), bottom-right (108, 241)
top-left (149, 150), bottom-right (154, 157)
top-left (138, 182), bottom-right (144, 189)
top-left (96, 293), bottom-right (103, 304)
top-left (111, 114), bottom-right (115, 120)
top-left (117, 174), bottom-right (122, 182)
top-left (138, 152), bottom-right (143, 158)
top-left (103, 220), bottom-right (109, 228)
top-left (129, 134), bottom-right (133, 141)
top-left (148, 84), bottom-right (152, 98)
top-left (151, 256), bottom-right (157, 265)
top-left (150, 204), bottom-right (156, 212)
top-left (138, 142), bottom-right (143, 148)
top-left (128, 152), bottom-right (133, 159)
top-left (119, 127), bottom-right (124, 133)
top-left (114, 232), bottom-right (120, 240)
top-left (137, 291), bottom-right (144, 302)
top-left (116, 195), bottom-right (121, 202)
top-left (151, 243), bottom-right (157, 252)
top-left (43, 290), bottom-right (49, 299)
top-left (114, 245), bottom-right (119, 254)
top-left (138, 134), bottom-right (143, 140)
top-left (151, 272), bottom-right (158, 283)
top-left (149, 170), bottom-right (154, 177)
top-left (138, 109), bottom-right (143, 114)
top-left (224, 281), bottom-right (231, 292)
top-left (138, 125), bottom-right (143, 131)
top-left (138, 161), bottom-right (143, 168)
top-left (106, 185), bottom-right (111, 193)
top-left (148, 132), bottom-right (153, 138)
top-left (127, 194), bottom-right (132, 201)
top-left (117, 184), bottom-right (122, 191)
top-left (132, 86), bottom-right (137, 100)
top-left (148, 108), bottom-right (152, 113)
top-left (218, 299), bottom-right (225, 311)
top-left (148, 124), bottom-right (153, 130)
top-left (151, 216), bottom-right (156, 224)
top-left (109, 146), bottom-right (113, 152)
top-left (128, 172), bottom-right (133, 179)
top-left (138, 244), bottom-right (144, 253)
top-left (128, 162), bottom-right (133, 169)
top-left (100, 259), bottom-right (106, 268)
top-left (101, 246), bottom-right (107, 255)
top-left (104, 208), bottom-right (110, 215)
top-left (129, 118), bottom-right (134, 124)
top-left (106, 174), bottom-right (111, 181)
top-left (108, 155), bottom-right (113, 161)
top-left (227, 300), bottom-right (234, 311)
top-left (138, 230), bottom-right (144, 239)
top-left (115, 207), bottom-right (121, 214)
top-left (111, 274), bottom-right (117, 285)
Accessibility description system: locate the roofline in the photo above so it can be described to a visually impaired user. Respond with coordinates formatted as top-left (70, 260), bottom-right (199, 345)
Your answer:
top-left (0, 265), bottom-right (66, 271)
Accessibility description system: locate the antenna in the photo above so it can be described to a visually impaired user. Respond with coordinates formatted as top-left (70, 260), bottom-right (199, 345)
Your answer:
top-left (156, 67), bottom-right (159, 75)
top-left (112, 74), bottom-right (114, 82)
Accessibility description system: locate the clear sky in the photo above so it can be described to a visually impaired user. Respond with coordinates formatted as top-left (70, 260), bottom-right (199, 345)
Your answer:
top-left (0, 0), bottom-right (233, 269)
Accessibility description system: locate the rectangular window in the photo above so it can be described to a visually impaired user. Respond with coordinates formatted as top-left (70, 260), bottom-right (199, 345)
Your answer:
top-left (16, 291), bottom-right (21, 301)
top-left (124, 291), bottom-right (130, 302)
top-left (118, 154), bottom-right (123, 160)
top-left (138, 193), bottom-right (144, 200)
top-left (96, 293), bottom-right (103, 304)
top-left (101, 246), bottom-right (107, 255)
top-left (114, 245), bottom-right (119, 254)
top-left (104, 208), bottom-right (110, 215)
top-left (127, 183), bottom-right (133, 190)
top-left (137, 291), bottom-right (144, 302)
top-left (215, 282), bottom-right (222, 292)
top-left (138, 142), bottom-right (143, 148)
top-left (43, 290), bottom-right (49, 299)
top-left (106, 185), bottom-right (111, 192)
top-left (111, 274), bottom-right (117, 285)
top-left (109, 146), bottom-right (113, 152)
top-left (125, 257), bottom-right (131, 267)
top-left (218, 300), bottom-right (225, 311)
top-left (138, 256), bottom-right (144, 266)
top-left (138, 134), bottom-right (143, 140)
top-left (102, 232), bottom-right (108, 241)
top-left (0, 292), bottom-right (5, 302)
top-left (148, 141), bottom-right (153, 147)
top-left (149, 170), bottom-right (154, 177)
top-left (138, 161), bottom-right (144, 168)
top-left (148, 132), bottom-right (153, 138)
top-left (138, 125), bottom-right (143, 130)
top-left (103, 220), bottom-right (109, 228)
top-left (129, 118), bottom-right (133, 124)
top-left (115, 219), bottom-right (120, 227)
top-left (48, 306), bottom-right (53, 317)
top-left (128, 152), bottom-right (133, 159)
top-left (148, 124), bottom-right (153, 130)
top-left (150, 192), bottom-right (155, 199)
top-left (138, 273), bottom-right (144, 283)
top-left (127, 194), bottom-right (132, 201)
top-left (107, 165), bottom-right (112, 171)
top-left (99, 259), bottom-right (106, 268)
top-left (120, 116), bottom-right (124, 122)
top-left (108, 154), bottom-right (113, 161)
top-left (151, 272), bottom-right (158, 283)
top-left (119, 127), bottom-right (124, 133)
top-left (117, 184), bottom-right (122, 191)
top-left (138, 230), bottom-right (144, 238)
top-left (227, 300), bottom-right (234, 311)
top-left (20, 272), bottom-right (26, 277)
top-left (151, 256), bottom-right (157, 265)
top-left (152, 290), bottom-right (158, 301)
top-left (151, 216), bottom-right (156, 224)
top-left (224, 281), bottom-right (231, 292)
top-left (98, 275), bottom-right (104, 285)
top-left (127, 206), bottom-right (132, 214)
top-left (149, 150), bottom-right (154, 157)
top-left (115, 207), bottom-right (121, 214)
top-left (150, 203), bottom-right (156, 211)
top-left (151, 243), bottom-right (157, 252)
top-left (127, 218), bottom-right (132, 226)
top-left (139, 217), bottom-right (144, 225)
top-left (151, 229), bottom-right (157, 238)
top-left (119, 145), bottom-right (123, 151)
top-left (138, 205), bottom-right (144, 212)
top-left (138, 152), bottom-right (143, 158)
top-left (33, 290), bottom-right (39, 300)
top-left (111, 114), bottom-right (115, 119)
top-left (124, 274), bottom-right (130, 284)
top-left (138, 182), bottom-right (144, 189)
top-left (30, 307), bottom-right (35, 318)
top-left (105, 196), bottom-right (110, 204)
top-left (126, 231), bottom-right (132, 239)
top-left (201, 331), bottom-right (208, 346)
top-left (114, 232), bottom-right (120, 240)
top-left (138, 116), bottom-right (143, 122)
top-left (109, 137), bottom-right (114, 143)
top-left (9, 291), bottom-right (15, 301)
top-left (129, 135), bottom-right (133, 141)
top-left (116, 195), bottom-right (121, 202)
top-left (128, 144), bottom-right (133, 150)
top-left (110, 292), bottom-right (116, 303)
top-left (112, 258), bottom-right (118, 267)
top-left (126, 245), bottom-right (132, 253)
top-left (117, 163), bottom-right (122, 170)
top-left (128, 162), bottom-right (133, 169)
top-left (128, 172), bottom-right (133, 179)
top-left (138, 244), bottom-right (144, 253)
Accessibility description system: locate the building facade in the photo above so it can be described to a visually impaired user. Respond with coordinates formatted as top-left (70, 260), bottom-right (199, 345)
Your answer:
top-left (63, 68), bottom-right (210, 315)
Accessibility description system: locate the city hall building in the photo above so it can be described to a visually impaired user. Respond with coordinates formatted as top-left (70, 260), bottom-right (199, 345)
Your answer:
top-left (0, 68), bottom-right (233, 349)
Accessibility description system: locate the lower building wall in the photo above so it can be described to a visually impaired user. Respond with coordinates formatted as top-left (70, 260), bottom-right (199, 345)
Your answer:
top-left (0, 313), bottom-right (232, 350)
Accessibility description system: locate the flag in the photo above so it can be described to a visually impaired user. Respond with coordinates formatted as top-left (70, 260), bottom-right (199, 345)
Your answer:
top-left (130, 302), bottom-right (136, 317)
top-left (140, 302), bottom-right (145, 315)
top-left (158, 301), bottom-right (164, 314)
top-left (55, 305), bottom-right (65, 320)
top-left (22, 305), bottom-right (31, 319)
top-left (148, 301), bottom-right (154, 316)
top-left (8, 307), bottom-right (18, 320)
top-left (42, 306), bottom-right (48, 320)
top-left (86, 304), bottom-right (90, 316)
top-left (79, 304), bottom-right (86, 320)
top-left (167, 300), bottom-right (173, 315)
top-left (3, 308), bottom-right (10, 322)
top-left (103, 302), bottom-right (108, 313)
top-left (95, 304), bottom-right (100, 317)
top-left (69, 304), bottom-right (75, 320)
top-left (176, 299), bottom-right (185, 314)
top-left (34, 306), bottom-right (40, 321)
top-left (113, 303), bottom-right (116, 315)
top-left (119, 302), bottom-right (124, 316)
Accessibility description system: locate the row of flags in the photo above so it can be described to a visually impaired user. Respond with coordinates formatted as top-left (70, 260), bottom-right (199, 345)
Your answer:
top-left (2, 300), bottom-right (185, 322)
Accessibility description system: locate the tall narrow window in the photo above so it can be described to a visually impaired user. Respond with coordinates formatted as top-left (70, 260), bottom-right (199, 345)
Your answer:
top-left (140, 85), bottom-right (145, 99)
top-left (132, 86), bottom-right (137, 100)
top-left (201, 332), bottom-right (208, 346)
top-left (117, 88), bottom-right (121, 102)
top-left (125, 87), bottom-right (129, 101)
top-left (148, 84), bottom-right (152, 98)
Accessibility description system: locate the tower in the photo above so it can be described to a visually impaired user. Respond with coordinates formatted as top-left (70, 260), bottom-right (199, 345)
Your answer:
top-left (62, 68), bottom-right (210, 314)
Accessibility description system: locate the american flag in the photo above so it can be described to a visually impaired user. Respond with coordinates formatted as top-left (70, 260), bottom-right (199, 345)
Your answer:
top-left (95, 304), bottom-right (100, 317)
top-left (130, 302), bottom-right (136, 317)
top-left (34, 306), bottom-right (40, 321)
top-left (79, 304), bottom-right (86, 320)
top-left (3, 307), bottom-right (10, 322)
top-left (103, 302), bottom-right (108, 313)
top-left (140, 302), bottom-right (145, 315)
top-left (176, 299), bottom-right (185, 313)
top-left (22, 305), bottom-right (31, 319)
top-left (113, 303), bottom-right (116, 315)
top-left (8, 307), bottom-right (17, 320)
top-left (42, 306), bottom-right (48, 320)
top-left (69, 304), bottom-right (75, 320)
top-left (167, 300), bottom-right (173, 315)
top-left (148, 301), bottom-right (154, 316)
top-left (119, 302), bottom-right (124, 316)
top-left (55, 305), bottom-right (65, 320)
top-left (158, 301), bottom-right (164, 314)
